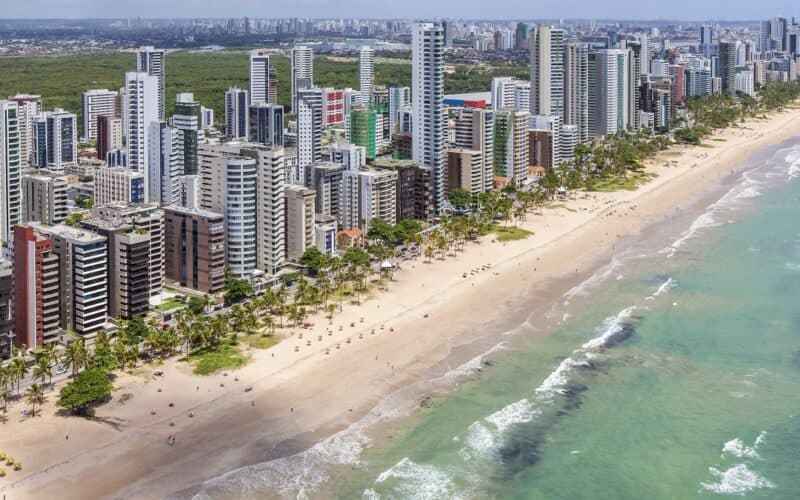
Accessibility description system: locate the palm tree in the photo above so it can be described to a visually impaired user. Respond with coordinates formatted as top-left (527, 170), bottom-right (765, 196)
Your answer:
top-left (10, 354), bottom-right (27, 395)
top-left (26, 384), bottom-right (45, 417)
top-left (0, 387), bottom-right (9, 414)
top-left (62, 335), bottom-right (87, 378)
top-left (32, 358), bottom-right (51, 388)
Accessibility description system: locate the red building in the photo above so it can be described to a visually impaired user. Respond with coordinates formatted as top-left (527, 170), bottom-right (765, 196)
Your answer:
top-left (14, 225), bottom-right (62, 350)
top-left (321, 88), bottom-right (344, 127)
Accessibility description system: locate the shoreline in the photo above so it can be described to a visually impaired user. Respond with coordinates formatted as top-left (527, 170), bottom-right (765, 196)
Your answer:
top-left (3, 107), bottom-right (800, 500)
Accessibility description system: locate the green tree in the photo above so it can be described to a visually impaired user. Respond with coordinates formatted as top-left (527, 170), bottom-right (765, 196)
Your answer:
top-left (57, 368), bottom-right (113, 416)
top-left (26, 384), bottom-right (46, 417)
top-left (224, 270), bottom-right (253, 306)
top-left (300, 247), bottom-right (328, 275)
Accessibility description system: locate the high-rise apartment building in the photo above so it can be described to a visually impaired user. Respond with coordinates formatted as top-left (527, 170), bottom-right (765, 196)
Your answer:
top-left (451, 107), bottom-right (495, 193)
top-left (32, 109), bottom-right (78, 172)
top-left (81, 89), bottom-right (118, 142)
top-left (94, 167), bottom-right (145, 206)
top-left (491, 77), bottom-right (531, 112)
top-left (297, 88), bottom-right (323, 186)
top-left (372, 158), bottom-right (435, 222)
top-left (321, 88), bottom-right (345, 128)
top-left (494, 110), bottom-right (530, 186)
top-left (13, 225), bottom-right (61, 350)
top-left (412, 22), bottom-right (446, 211)
top-left (285, 185), bottom-right (316, 261)
top-left (349, 106), bottom-right (379, 160)
top-left (22, 170), bottom-right (68, 225)
top-left (0, 100), bottom-right (22, 254)
top-left (224, 87), bottom-right (250, 140)
top-left (529, 25), bottom-right (566, 117)
top-left (172, 93), bottom-right (205, 176)
top-left (148, 122), bottom-right (184, 206)
top-left (249, 102), bottom-right (284, 147)
top-left (250, 49), bottom-right (277, 105)
top-left (28, 222), bottom-right (108, 337)
top-left (97, 115), bottom-right (123, 162)
top-left (388, 86), bottom-right (411, 135)
top-left (359, 46), bottom-right (375, 98)
top-left (123, 71), bottom-right (160, 197)
top-left (8, 94), bottom-right (41, 168)
top-left (163, 205), bottom-right (225, 294)
top-left (291, 46), bottom-right (314, 113)
top-left (565, 43), bottom-right (589, 144)
top-left (359, 169), bottom-right (398, 231)
top-left (0, 261), bottom-right (13, 359)
top-left (588, 49), bottom-right (629, 138)
top-left (136, 46), bottom-right (166, 120)
top-left (719, 42), bottom-right (738, 96)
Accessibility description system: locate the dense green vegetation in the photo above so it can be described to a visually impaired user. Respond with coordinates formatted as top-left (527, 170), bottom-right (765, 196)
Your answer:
top-left (57, 368), bottom-right (113, 416)
top-left (0, 51), bottom-right (526, 126)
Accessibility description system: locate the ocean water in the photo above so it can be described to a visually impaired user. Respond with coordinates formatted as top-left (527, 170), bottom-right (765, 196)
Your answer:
top-left (329, 141), bottom-right (800, 500)
top-left (190, 139), bottom-right (800, 500)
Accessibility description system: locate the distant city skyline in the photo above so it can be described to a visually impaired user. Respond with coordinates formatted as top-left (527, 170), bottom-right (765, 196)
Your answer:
top-left (2, 0), bottom-right (799, 22)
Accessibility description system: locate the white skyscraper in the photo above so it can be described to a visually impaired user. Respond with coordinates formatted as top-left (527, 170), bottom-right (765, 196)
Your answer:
top-left (565, 43), bottom-right (589, 144)
top-left (136, 46), bottom-right (166, 120)
top-left (81, 89), bottom-right (118, 142)
top-left (291, 46), bottom-right (314, 113)
top-left (8, 94), bottom-right (40, 168)
top-left (452, 107), bottom-right (495, 194)
top-left (224, 157), bottom-right (258, 278)
top-left (123, 72), bottom-right (160, 199)
top-left (148, 122), bottom-right (184, 206)
top-left (530, 25), bottom-right (566, 118)
top-left (588, 49), bottom-right (629, 138)
top-left (249, 49), bottom-right (277, 105)
top-left (297, 88), bottom-right (323, 186)
top-left (224, 87), bottom-right (249, 140)
top-left (0, 101), bottom-right (22, 254)
top-left (359, 46), bottom-right (375, 98)
top-left (412, 22), bottom-right (446, 211)
top-left (32, 109), bottom-right (78, 172)
top-left (491, 77), bottom-right (531, 112)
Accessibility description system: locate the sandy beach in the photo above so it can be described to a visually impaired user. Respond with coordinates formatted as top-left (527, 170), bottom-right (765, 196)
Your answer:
top-left (2, 107), bottom-right (800, 500)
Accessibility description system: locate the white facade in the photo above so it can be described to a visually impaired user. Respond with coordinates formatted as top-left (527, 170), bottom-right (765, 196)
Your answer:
top-left (223, 158), bottom-right (258, 278)
top-left (588, 49), bottom-right (629, 138)
top-left (148, 122), bottom-right (184, 206)
top-left (0, 101), bottom-right (21, 254)
top-left (297, 88), bottom-right (323, 186)
top-left (250, 49), bottom-right (276, 105)
top-left (388, 86), bottom-right (411, 135)
top-left (8, 95), bottom-right (41, 168)
top-left (359, 169), bottom-right (398, 231)
top-left (81, 89), bottom-right (118, 142)
top-left (359, 46), bottom-right (375, 97)
top-left (491, 77), bottom-right (530, 112)
top-left (452, 107), bottom-right (494, 193)
top-left (136, 46), bottom-right (166, 121)
top-left (123, 71), bottom-right (160, 199)
top-left (530, 25), bottom-right (566, 117)
top-left (94, 167), bottom-right (145, 206)
top-left (412, 22), bottom-right (446, 211)
top-left (291, 46), bottom-right (314, 113)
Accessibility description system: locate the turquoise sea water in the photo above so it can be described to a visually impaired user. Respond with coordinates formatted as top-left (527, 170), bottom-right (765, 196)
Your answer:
top-left (189, 140), bottom-right (800, 500)
top-left (329, 141), bottom-right (800, 499)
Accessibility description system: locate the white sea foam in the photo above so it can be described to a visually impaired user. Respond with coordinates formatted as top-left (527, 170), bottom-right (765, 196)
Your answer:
top-left (437, 342), bottom-right (508, 383)
top-left (485, 398), bottom-right (539, 433)
top-left (663, 212), bottom-right (720, 258)
top-left (701, 464), bottom-right (775, 495)
top-left (371, 458), bottom-right (462, 500)
top-left (563, 256), bottom-right (623, 299)
top-left (722, 439), bottom-right (760, 459)
top-left (646, 278), bottom-right (675, 301)
top-left (580, 306), bottom-right (636, 350)
top-left (785, 262), bottom-right (800, 272)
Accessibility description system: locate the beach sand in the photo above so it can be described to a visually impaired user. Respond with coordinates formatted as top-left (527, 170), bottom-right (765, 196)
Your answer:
top-left (3, 108), bottom-right (800, 500)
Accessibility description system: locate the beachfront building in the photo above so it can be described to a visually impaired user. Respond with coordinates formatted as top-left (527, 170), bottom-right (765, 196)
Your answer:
top-left (285, 185), bottom-right (316, 261)
top-left (22, 170), bottom-right (68, 225)
top-left (163, 205), bottom-right (225, 294)
top-left (28, 222), bottom-right (108, 337)
top-left (13, 225), bottom-right (62, 351)
top-left (494, 110), bottom-right (530, 186)
top-left (359, 169), bottom-right (398, 231)
top-left (372, 158), bottom-right (435, 222)
top-left (412, 22), bottom-right (446, 212)
top-left (451, 107), bottom-right (495, 194)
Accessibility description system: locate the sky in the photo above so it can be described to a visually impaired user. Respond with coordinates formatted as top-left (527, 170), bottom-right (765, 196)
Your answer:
top-left (1, 0), bottom-right (798, 22)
